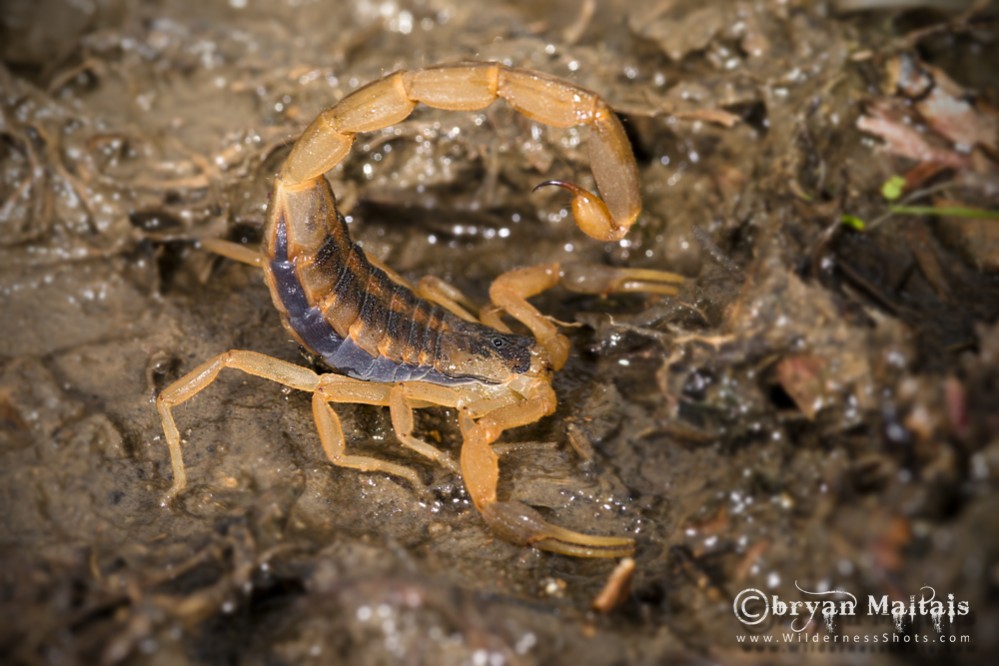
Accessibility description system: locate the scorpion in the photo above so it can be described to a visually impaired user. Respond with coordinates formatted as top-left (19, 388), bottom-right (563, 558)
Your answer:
top-left (156, 62), bottom-right (682, 558)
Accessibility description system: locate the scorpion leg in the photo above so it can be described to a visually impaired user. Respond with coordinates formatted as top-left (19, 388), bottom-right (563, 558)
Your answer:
top-left (157, 350), bottom-right (321, 501)
top-left (279, 62), bottom-right (640, 241)
top-left (362, 250), bottom-right (414, 290)
top-left (311, 391), bottom-right (422, 487)
top-left (315, 375), bottom-right (459, 475)
top-left (559, 263), bottom-right (684, 296)
top-left (199, 238), bottom-right (264, 268)
top-left (414, 276), bottom-right (480, 323)
top-left (156, 351), bottom-right (450, 501)
top-left (484, 262), bottom-right (685, 371)
top-left (388, 384), bottom-right (461, 474)
top-left (459, 393), bottom-right (635, 558)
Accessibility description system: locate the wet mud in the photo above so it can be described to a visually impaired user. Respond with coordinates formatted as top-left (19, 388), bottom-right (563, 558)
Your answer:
top-left (1, 0), bottom-right (998, 664)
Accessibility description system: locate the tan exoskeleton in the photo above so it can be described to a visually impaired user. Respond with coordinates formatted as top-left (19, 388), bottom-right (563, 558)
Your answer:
top-left (156, 62), bottom-right (682, 557)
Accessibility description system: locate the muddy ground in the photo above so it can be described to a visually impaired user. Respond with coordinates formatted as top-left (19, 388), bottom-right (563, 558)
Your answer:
top-left (2, 0), bottom-right (998, 664)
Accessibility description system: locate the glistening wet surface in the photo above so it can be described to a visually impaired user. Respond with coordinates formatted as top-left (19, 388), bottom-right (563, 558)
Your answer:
top-left (1, 1), bottom-right (997, 664)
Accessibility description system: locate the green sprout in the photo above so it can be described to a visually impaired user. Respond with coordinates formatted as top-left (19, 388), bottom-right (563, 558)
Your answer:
top-left (841, 175), bottom-right (999, 231)
top-left (880, 175), bottom-right (906, 202)
top-left (840, 214), bottom-right (867, 230)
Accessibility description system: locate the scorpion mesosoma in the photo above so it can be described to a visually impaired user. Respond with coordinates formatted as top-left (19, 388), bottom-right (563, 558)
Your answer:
top-left (156, 62), bottom-right (683, 557)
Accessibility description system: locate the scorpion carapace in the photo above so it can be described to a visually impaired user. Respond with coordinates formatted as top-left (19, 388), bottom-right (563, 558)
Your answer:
top-left (156, 62), bottom-right (684, 558)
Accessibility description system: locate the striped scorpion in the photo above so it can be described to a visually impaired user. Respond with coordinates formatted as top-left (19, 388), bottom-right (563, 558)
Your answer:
top-left (156, 62), bottom-right (682, 557)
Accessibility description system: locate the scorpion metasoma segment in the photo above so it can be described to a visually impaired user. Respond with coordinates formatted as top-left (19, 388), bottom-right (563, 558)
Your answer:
top-left (156, 61), bottom-right (683, 557)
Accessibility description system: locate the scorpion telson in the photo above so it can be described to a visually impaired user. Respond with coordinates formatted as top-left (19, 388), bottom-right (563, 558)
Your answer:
top-left (156, 62), bottom-right (684, 557)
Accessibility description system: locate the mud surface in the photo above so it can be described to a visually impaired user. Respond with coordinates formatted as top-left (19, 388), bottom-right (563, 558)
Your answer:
top-left (2, 1), bottom-right (998, 664)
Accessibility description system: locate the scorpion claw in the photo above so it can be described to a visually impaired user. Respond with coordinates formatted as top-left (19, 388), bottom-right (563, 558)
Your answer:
top-left (560, 263), bottom-right (684, 296)
top-left (480, 500), bottom-right (635, 559)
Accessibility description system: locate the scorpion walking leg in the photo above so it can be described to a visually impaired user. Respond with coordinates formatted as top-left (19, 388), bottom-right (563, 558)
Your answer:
top-left (362, 251), bottom-right (414, 290)
top-left (157, 350), bottom-right (321, 501)
top-left (414, 276), bottom-right (480, 323)
top-left (315, 375), bottom-right (460, 475)
top-left (459, 393), bottom-right (635, 558)
top-left (311, 392), bottom-right (423, 487)
top-left (559, 263), bottom-right (684, 296)
top-left (199, 238), bottom-right (265, 268)
top-left (388, 384), bottom-right (462, 474)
